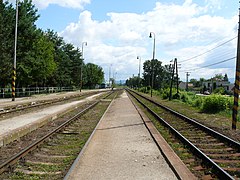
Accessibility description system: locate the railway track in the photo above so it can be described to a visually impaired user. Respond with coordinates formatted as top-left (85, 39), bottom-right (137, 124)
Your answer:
top-left (0, 90), bottom-right (108, 118)
top-left (0, 90), bottom-right (119, 179)
top-left (127, 89), bottom-right (240, 179)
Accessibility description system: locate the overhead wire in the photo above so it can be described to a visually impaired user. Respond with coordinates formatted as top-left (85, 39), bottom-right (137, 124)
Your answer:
top-left (179, 36), bottom-right (237, 63)
top-left (181, 57), bottom-right (236, 72)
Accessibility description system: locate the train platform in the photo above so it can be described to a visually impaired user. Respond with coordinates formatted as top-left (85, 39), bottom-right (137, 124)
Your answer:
top-left (0, 91), bottom-right (105, 147)
top-left (65, 91), bottom-right (195, 179)
top-left (0, 89), bottom-right (107, 109)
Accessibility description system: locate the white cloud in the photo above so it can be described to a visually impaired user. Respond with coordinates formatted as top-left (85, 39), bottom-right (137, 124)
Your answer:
top-left (5, 0), bottom-right (90, 9)
top-left (33, 0), bottom-right (90, 9)
top-left (205, 0), bottom-right (223, 10)
top-left (59, 1), bottom-right (237, 81)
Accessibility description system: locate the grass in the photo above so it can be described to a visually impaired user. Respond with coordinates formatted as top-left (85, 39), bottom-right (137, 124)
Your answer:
top-left (1, 100), bottom-right (112, 180)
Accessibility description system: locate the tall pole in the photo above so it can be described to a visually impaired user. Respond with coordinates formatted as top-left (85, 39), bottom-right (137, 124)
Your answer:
top-left (12, 0), bottom-right (19, 101)
top-left (109, 64), bottom-right (112, 88)
top-left (169, 59), bottom-right (175, 100)
top-left (109, 66), bottom-right (110, 88)
top-left (232, 7), bottom-right (240, 130)
top-left (80, 42), bottom-right (87, 92)
top-left (137, 56), bottom-right (141, 91)
top-left (175, 58), bottom-right (179, 94)
top-left (149, 32), bottom-right (155, 97)
top-left (186, 72), bottom-right (190, 91)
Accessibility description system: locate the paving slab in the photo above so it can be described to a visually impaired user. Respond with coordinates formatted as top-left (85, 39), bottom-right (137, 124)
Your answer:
top-left (65, 91), bottom-right (178, 180)
top-left (0, 93), bottom-right (103, 147)
top-left (0, 89), bottom-right (108, 109)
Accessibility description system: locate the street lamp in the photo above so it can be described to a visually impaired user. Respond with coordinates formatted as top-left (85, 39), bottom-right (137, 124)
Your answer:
top-left (12, 0), bottom-right (19, 101)
top-left (149, 32), bottom-right (155, 97)
top-left (137, 56), bottom-right (141, 91)
top-left (80, 41), bottom-right (87, 92)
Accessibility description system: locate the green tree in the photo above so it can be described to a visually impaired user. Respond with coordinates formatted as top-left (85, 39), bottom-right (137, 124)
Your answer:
top-left (126, 76), bottom-right (139, 88)
top-left (213, 73), bottom-right (224, 81)
top-left (0, 1), bottom-right (15, 88)
top-left (45, 30), bottom-right (83, 88)
top-left (16, 0), bottom-right (40, 87)
top-left (83, 63), bottom-right (104, 89)
top-left (63, 44), bottom-right (82, 87)
top-left (142, 59), bottom-right (172, 89)
top-left (30, 32), bottom-right (56, 86)
top-left (223, 73), bottom-right (229, 82)
top-left (45, 30), bottom-right (68, 86)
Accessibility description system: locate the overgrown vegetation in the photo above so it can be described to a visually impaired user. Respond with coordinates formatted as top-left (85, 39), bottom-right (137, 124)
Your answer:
top-left (139, 87), bottom-right (234, 115)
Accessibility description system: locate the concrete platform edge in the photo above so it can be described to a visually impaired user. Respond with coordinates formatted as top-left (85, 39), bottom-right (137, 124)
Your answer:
top-left (127, 92), bottom-right (197, 180)
top-left (64, 97), bottom-right (115, 180)
top-left (0, 101), bottom-right (88, 147)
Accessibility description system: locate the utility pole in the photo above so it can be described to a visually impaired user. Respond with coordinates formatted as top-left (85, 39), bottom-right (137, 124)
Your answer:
top-left (169, 59), bottom-right (176, 100)
top-left (80, 42), bottom-right (87, 92)
top-left (169, 58), bottom-right (180, 100)
top-left (12, 0), bottom-right (19, 101)
top-left (137, 56), bottom-right (141, 91)
top-left (149, 32), bottom-right (156, 97)
top-left (232, 6), bottom-right (240, 130)
top-left (186, 72), bottom-right (190, 91)
top-left (175, 58), bottom-right (179, 94)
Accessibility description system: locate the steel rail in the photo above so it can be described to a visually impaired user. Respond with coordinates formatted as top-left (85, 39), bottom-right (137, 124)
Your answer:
top-left (128, 89), bottom-right (240, 149)
top-left (0, 91), bottom-right (114, 174)
top-left (127, 89), bottom-right (234, 180)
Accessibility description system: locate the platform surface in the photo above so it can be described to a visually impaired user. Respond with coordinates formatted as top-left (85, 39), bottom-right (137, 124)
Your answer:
top-left (65, 91), bottom-right (177, 180)
top-left (0, 93), bottom-right (103, 146)
top-left (0, 89), bottom-right (107, 109)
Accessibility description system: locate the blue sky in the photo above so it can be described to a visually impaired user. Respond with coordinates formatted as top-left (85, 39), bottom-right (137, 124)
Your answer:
top-left (7, 0), bottom-right (239, 82)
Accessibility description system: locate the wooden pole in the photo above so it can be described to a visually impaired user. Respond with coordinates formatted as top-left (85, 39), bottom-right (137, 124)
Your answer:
top-left (232, 7), bottom-right (240, 130)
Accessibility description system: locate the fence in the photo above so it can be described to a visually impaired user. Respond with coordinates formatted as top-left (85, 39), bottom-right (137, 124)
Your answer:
top-left (0, 87), bottom-right (76, 98)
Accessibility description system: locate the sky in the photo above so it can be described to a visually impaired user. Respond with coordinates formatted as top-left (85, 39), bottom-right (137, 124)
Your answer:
top-left (7, 0), bottom-right (239, 82)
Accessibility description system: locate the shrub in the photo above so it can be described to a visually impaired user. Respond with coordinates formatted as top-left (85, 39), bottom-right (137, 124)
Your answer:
top-left (192, 96), bottom-right (203, 108)
top-left (213, 87), bottom-right (227, 95)
top-left (180, 92), bottom-right (190, 103)
top-left (160, 88), bottom-right (177, 99)
top-left (201, 95), bottom-right (230, 113)
top-left (161, 88), bottom-right (170, 99)
top-left (173, 92), bottom-right (180, 100)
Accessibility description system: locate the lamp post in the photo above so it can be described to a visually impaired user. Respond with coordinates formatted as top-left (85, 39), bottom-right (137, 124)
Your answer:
top-left (137, 56), bottom-right (141, 91)
top-left (80, 41), bottom-right (87, 92)
top-left (149, 32), bottom-right (155, 97)
top-left (12, 0), bottom-right (19, 101)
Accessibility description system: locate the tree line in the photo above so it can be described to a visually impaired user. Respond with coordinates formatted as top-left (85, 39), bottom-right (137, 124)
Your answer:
top-left (126, 59), bottom-right (173, 91)
top-left (0, 0), bottom-right (104, 90)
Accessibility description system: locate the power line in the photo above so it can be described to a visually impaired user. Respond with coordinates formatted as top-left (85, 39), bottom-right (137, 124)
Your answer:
top-left (179, 36), bottom-right (237, 63)
top-left (181, 57), bottom-right (236, 72)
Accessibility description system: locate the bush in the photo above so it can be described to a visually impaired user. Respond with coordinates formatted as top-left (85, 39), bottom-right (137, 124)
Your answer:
top-left (180, 92), bottom-right (190, 103)
top-left (213, 87), bottom-right (227, 95)
top-left (160, 88), bottom-right (177, 99)
top-left (173, 92), bottom-right (180, 100)
top-left (192, 96), bottom-right (203, 108)
top-left (201, 95), bottom-right (231, 113)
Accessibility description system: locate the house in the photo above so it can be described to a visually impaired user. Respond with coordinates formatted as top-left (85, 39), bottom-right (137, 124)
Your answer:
top-left (202, 80), bottom-right (234, 93)
top-left (179, 82), bottom-right (194, 90)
